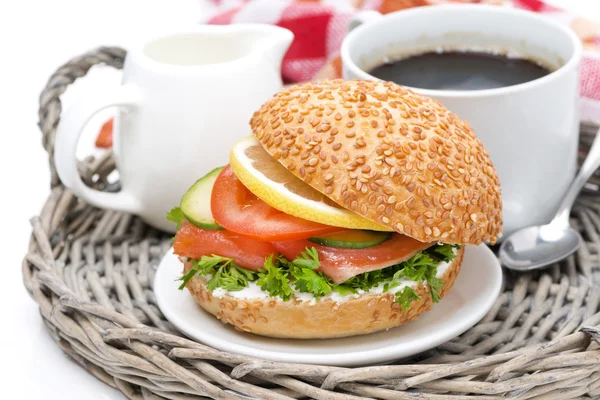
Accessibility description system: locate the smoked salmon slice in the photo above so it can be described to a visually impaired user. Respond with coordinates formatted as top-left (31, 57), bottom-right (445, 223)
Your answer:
top-left (174, 221), bottom-right (433, 283)
top-left (173, 221), bottom-right (277, 270)
top-left (273, 235), bottom-right (433, 284)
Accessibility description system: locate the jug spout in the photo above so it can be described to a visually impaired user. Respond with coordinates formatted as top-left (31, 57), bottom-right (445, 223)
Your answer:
top-left (263, 26), bottom-right (294, 68)
top-left (237, 24), bottom-right (294, 71)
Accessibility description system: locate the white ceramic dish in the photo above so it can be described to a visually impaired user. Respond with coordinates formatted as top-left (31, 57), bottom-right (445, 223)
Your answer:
top-left (154, 244), bottom-right (502, 367)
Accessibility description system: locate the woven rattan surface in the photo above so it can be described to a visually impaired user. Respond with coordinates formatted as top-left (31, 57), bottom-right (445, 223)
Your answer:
top-left (24, 47), bottom-right (600, 399)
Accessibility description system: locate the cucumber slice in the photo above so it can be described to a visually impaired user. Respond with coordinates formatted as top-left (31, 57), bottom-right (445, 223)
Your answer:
top-left (308, 230), bottom-right (391, 249)
top-left (180, 167), bottom-right (224, 230)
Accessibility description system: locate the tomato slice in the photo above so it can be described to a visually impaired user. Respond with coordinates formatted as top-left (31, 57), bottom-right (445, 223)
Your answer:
top-left (273, 234), bottom-right (433, 284)
top-left (173, 220), bottom-right (276, 270)
top-left (211, 166), bottom-right (342, 241)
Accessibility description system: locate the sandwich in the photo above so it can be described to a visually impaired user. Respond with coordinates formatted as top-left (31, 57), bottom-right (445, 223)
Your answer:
top-left (167, 80), bottom-right (502, 339)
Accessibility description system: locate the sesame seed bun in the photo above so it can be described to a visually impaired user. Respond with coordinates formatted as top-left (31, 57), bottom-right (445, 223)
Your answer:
top-left (182, 248), bottom-right (463, 339)
top-left (250, 80), bottom-right (502, 245)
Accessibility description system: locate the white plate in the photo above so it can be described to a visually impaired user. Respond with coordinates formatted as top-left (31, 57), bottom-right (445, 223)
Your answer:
top-left (154, 244), bottom-right (502, 366)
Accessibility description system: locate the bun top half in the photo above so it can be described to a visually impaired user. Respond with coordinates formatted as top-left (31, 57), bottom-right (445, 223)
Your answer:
top-left (249, 80), bottom-right (502, 245)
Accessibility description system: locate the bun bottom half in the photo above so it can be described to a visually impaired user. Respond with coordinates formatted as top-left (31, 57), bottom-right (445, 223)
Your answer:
top-left (182, 248), bottom-right (464, 339)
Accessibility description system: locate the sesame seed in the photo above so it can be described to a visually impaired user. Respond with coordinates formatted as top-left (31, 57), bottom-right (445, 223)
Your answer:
top-left (319, 123), bottom-right (331, 132)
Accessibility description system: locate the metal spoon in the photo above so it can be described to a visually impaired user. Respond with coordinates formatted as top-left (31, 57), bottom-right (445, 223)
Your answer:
top-left (500, 128), bottom-right (600, 271)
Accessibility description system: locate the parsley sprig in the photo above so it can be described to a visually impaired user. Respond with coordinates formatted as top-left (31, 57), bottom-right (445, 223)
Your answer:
top-left (166, 207), bottom-right (184, 230)
top-left (396, 287), bottom-right (420, 311)
top-left (178, 255), bottom-right (257, 291)
top-left (291, 247), bottom-right (320, 269)
top-left (178, 248), bottom-right (329, 300)
top-left (335, 244), bottom-right (458, 307)
top-left (257, 255), bottom-right (295, 300)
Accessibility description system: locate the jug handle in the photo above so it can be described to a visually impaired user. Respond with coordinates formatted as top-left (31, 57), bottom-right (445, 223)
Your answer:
top-left (54, 85), bottom-right (142, 214)
top-left (347, 10), bottom-right (382, 33)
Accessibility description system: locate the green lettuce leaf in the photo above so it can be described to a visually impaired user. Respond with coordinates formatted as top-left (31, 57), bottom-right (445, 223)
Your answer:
top-left (291, 267), bottom-right (332, 297)
top-left (291, 247), bottom-right (320, 270)
top-left (166, 207), bottom-right (184, 230)
top-left (333, 285), bottom-right (359, 295)
top-left (427, 274), bottom-right (445, 303)
top-left (342, 269), bottom-right (386, 292)
top-left (427, 243), bottom-right (460, 262)
top-left (257, 255), bottom-right (294, 300)
top-left (395, 286), bottom-right (420, 311)
top-left (207, 260), bottom-right (258, 291)
top-left (178, 244), bottom-right (459, 304)
top-left (178, 255), bottom-right (257, 291)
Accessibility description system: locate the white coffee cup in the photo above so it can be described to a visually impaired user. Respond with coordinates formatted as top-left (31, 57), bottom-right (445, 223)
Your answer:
top-left (55, 25), bottom-right (293, 232)
top-left (341, 5), bottom-right (582, 237)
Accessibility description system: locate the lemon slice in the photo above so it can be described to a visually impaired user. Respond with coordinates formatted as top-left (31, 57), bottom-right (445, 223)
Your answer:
top-left (230, 136), bottom-right (392, 231)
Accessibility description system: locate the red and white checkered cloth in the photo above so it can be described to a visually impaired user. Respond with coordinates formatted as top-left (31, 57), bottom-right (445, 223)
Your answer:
top-left (204, 0), bottom-right (600, 123)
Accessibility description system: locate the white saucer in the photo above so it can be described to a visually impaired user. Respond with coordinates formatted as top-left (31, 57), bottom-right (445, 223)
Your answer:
top-left (154, 244), bottom-right (502, 367)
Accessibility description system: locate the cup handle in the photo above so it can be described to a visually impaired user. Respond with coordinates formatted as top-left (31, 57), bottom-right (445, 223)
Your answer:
top-left (54, 84), bottom-right (142, 213)
top-left (347, 10), bottom-right (382, 33)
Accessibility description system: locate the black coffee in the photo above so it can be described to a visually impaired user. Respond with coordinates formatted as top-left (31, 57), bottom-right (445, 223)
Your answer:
top-left (368, 51), bottom-right (551, 91)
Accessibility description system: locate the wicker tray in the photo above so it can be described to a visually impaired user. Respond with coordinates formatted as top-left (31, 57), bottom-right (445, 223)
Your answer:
top-left (25, 47), bottom-right (600, 399)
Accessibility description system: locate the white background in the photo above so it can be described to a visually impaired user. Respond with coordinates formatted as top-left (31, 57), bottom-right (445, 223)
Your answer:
top-left (0, 0), bottom-right (597, 399)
